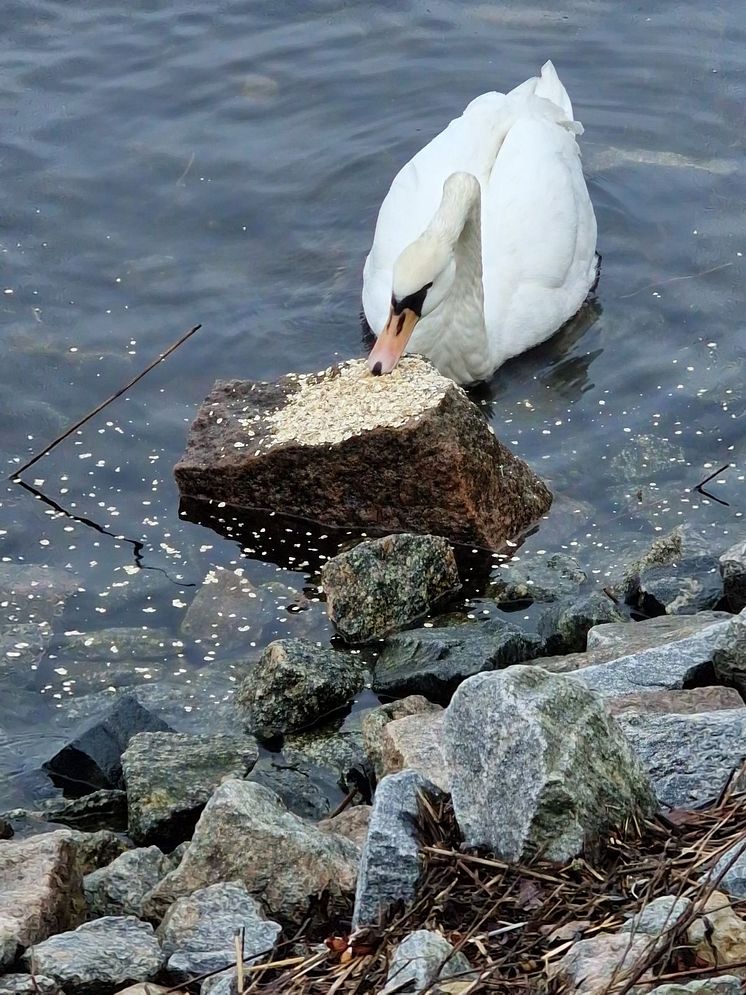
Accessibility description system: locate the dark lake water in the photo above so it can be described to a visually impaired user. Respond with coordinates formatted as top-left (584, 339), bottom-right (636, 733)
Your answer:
top-left (2, 0), bottom-right (746, 808)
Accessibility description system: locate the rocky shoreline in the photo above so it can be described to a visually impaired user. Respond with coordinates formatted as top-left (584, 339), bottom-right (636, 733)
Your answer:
top-left (2, 519), bottom-right (746, 993)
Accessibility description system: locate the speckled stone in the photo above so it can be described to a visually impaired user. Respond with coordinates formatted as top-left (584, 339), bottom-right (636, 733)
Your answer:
top-left (362, 697), bottom-right (443, 779)
top-left (382, 930), bottom-right (472, 994)
top-left (444, 667), bottom-right (656, 862)
top-left (720, 540), bottom-right (746, 613)
top-left (84, 846), bottom-right (172, 918)
top-left (122, 731), bottom-right (258, 848)
top-left (23, 917), bottom-right (163, 995)
top-left (143, 780), bottom-right (359, 927)
top-left (235, 639), bottom-right (363, 739)
top-left (174, 357), bottom-right (552, 550)
top-left (156, 882), bottom-right (280, 978)
top-left (373, 620), bottom-right (544, 703)
top-left (537, 591), bottom-right (626, 654)
top-left (321, 534), bottom-right (460, 643)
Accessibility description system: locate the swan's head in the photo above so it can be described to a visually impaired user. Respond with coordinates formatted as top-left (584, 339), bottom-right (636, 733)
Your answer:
top-left (368, 172), bottom-right (478, 376)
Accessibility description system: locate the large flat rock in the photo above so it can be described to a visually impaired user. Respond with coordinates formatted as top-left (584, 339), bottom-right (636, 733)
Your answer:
top-left (174, 357), bottom-right (552, 549)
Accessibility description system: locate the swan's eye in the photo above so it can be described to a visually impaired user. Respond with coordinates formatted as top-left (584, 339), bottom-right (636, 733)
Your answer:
top-left (391, 281), bottom-right (433, 317)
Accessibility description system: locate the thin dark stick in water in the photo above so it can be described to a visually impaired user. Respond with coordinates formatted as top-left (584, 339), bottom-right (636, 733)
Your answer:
top-left (693, 462), bottom-right (731, 506)
top-left (11, 323), bottom-right (202, 480)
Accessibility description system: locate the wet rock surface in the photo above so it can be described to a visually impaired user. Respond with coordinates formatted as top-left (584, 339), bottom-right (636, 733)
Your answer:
top-left (23, 917), bottom-right (163, 995)
top-left (537, 590), bottom-right (626, 654)
top-left (0, 832), bottom-right (84, 969)
top-left (174, 357), bottom-right (552, 549)
top-left (373, 619), bottom-right (544, 703)
top-left (235, 638), bottom-right (363, 739)
top-left (321, 534), bottom-right (460, 643)
top-left (352, 770), bottom-right (443, 930)
top-left (720, 541), bottom-right (746, 613)
top-left (83, 846), bottom-right (172, 919)
top-left (619, 525), bottom-right (724, 615)
top-left (156, 882), bottom-right (281, 978)
top-left (180, 567), bottom-right (270, 659)
top-left (143, 779), bottom-right (359, 927)
top-left (617, 709), bottom-right (746, 806)
top-left (0, 564), bottom-right (78, 628)
top-left (44, 694), bottom-right (173, 793)
top-left (489, 552), bottom-right (588, 605)
top-left (122, 731), bottom-right (258, 848)
top-left (444, 666), bottom-right (655, 861)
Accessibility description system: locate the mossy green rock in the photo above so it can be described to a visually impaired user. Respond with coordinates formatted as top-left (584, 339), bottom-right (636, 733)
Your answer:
top-left (321, 533), bottom-right (460, 643)
top-left (444, 666), bottom-right (656, 862)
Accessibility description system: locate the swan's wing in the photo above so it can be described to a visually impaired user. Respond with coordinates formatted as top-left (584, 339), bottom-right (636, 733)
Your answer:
top-left (362, 91), bottom-right (507, 334)
top-left (482, 110), bottom-right (597, 355)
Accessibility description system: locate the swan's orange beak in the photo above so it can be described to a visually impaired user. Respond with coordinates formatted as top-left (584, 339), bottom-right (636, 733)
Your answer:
top-left (367, 307), bottom-right (420, 375)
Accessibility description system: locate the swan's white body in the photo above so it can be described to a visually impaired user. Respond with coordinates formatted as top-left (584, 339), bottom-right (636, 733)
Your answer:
top-left (362, 62), bottom-right (598, 384)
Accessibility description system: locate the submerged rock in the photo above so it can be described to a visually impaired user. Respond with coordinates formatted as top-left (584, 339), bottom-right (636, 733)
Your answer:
top-left (618, 525), bottom-right (723, 615)
top-left (538, 591), bottom-right (625, 654)
top-left (617, 709), bottom-right (746, 807)
top-left (44, 694), bottom-right (173, 792)
top-left (720, 541), bottom-right (746, 613)
top-left (122, 731), bottom-right (258, 848)
top-left (23, 917), bottom-right (163, 995)
top-left (157, 882), bottom-right (280, 978)
top-left (83, 846), bottom-right (172, 918)
top-left (0, 622), bottom-right (52, 675)
top-left (444, 667), bottom-right (655, 862)
top-left (174, 357), bottom-right (552, 549)
top-left (382, 929), bottom-right (472, 994)
top-left (57, 627), bottom-right (179, 662)
top-left (352, 770), bottom-right (443, 930)
top-left (0, 563), bottom-right (78, 628)
top-left (0, 832), bottom-right (84, 969)
top-left (143, 780), bottom-right (359, 926)
top-left (180, 566), bottom-right (268, 659)
top-left (373, 619), bottom-right (544, 703)
top-left (321, 534), bottom-right (460, 643)
top-left (489, 552), bottom-right (588, 605)
top-left (235, 638), bottom-right (363, 739)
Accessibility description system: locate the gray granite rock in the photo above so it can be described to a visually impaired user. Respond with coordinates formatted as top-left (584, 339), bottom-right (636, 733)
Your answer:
top-left (84, 847), bottom-right (172, 918)
top-left (0, 975), bottom-right (61, 995)
top-left (570, 615), bottom-right (730, 699)
top-left (0, 832), bottom-right (84, 969)
top-left (373, 620), bottom-right (544, 703)
top-left (620, 525), bottom-right (723, 615)
top-left (23, 917), bottom-right (163, 995)
top-left (321, 534), bottom-right (460, 643)
top-left (538, 591), bottom-right (626, 654)
top-left (617, 709), bottom-right (746, 807)
top-left (352, 770), bottom-right (442, 930)
top-left (720, 541), bottom-right (746, 613)
top-left (587, 612), bottom-right (731, 655)
top-left (444, 667), bottom-right (656, 862)
top-left (58, 830), bottom-right (130, 877)
top-left (44, 694), bottom-right (174, 792)
top-left (713, 610), bottom-right (746, 696)
top-left (621, 895), bottom-right (691, 935)
top-left (362, 697), bottom-right (443, 779)
top-left (382, 929), bottom-right (472, 994)
top-left (235, 639), bottom-right (364, 739)
top-left (143, 780), bottom-right (359, 927)
top-left (39, 790), bottom-right (127, 833)
top-left (282, 719), bottom-right (371, 797)
top-left (705, 840), bottom-right (746, 898)
top-left (550, 932), bottom-right (653, 995)
top-left (489, 553), bottom-right (587, 605)
top-left (156, 882), bottom-right (281, 978)
top-left (376, 713), bottom-right (449, 791)
top-left (122, 731), bottom-right (258, 848)
top-left (608, 686), bottom-right (744, 717)
top-left (648, 977), bottom-right (743, 995)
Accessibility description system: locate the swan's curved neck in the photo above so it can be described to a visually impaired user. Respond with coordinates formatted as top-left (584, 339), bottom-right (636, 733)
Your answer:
top-left (414, 180), bottom-right (493, 383)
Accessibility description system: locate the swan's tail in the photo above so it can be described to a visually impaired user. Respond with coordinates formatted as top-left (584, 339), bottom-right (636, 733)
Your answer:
top-left (534, 60), bottom-right (573, 119)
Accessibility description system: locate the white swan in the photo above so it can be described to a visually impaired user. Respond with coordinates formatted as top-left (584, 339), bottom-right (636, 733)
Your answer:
top-left (363, 61), bottom-right (598, 385)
